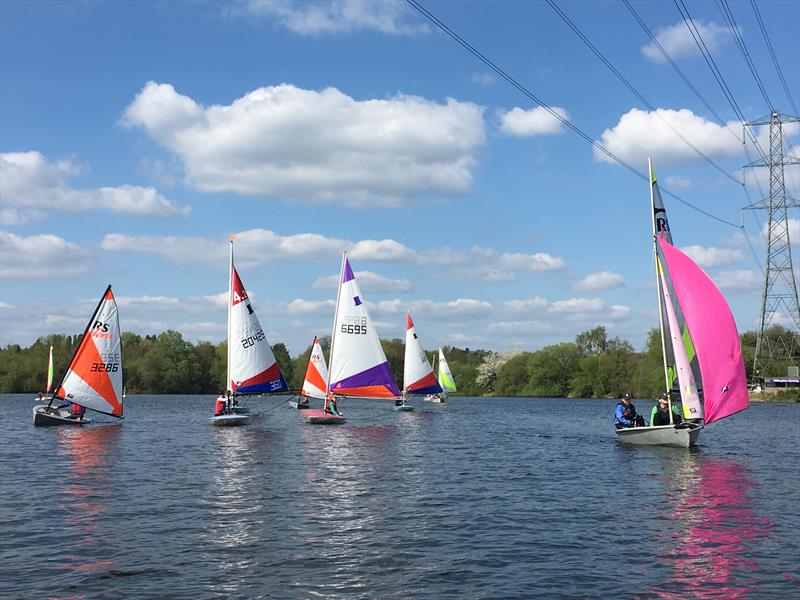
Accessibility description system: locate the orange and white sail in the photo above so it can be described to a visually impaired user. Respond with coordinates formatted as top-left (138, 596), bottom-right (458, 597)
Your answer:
top-left (56, 285), bottom-right (123, 417)
top-left (301, 337), bottom-right (329, 400)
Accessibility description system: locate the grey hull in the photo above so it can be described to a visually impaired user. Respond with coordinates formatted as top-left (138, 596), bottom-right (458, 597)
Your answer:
top-left (615, 424), bottom-right (702, 448)
top-left (32, 405), bottom-right (91, 427)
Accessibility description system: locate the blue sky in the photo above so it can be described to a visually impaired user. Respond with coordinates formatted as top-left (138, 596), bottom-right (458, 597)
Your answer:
top-left (1, 0), bottom-right (798, 355)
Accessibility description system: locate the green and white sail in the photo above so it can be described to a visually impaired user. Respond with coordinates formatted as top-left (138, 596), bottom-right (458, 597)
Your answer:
top-left (437, 348), bottom-right (457, 393)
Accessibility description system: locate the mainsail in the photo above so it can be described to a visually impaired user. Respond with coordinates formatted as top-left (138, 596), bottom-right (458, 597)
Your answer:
top-left (657, 236), bottom-right (748, 424)
top-left (227, 239), bottom-right (287, 394)
top-left (437, 348), bottom-right (457, 393)
top-left (55, 285), bottom-right (124, 417)
top-left (301, 336), bottom-right (329, 400)
top-left (403, 312), bottom-right (442, 395)
top-left (46, 345), bottom-right (54, 393)
top-left (328, 253), bottom-right (400, 398)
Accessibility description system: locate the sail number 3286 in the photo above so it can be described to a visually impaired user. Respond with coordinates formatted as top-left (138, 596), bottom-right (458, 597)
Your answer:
top-left (341, 316), bottom-right (367, 335)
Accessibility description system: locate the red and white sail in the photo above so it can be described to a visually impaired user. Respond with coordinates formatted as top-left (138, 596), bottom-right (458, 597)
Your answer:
top-left (403, 312), bottom-right (442, 396)
top-left (56, 285), bottom-right (123, 417)
top-left (301, 336), bottom-right (329, 400)
top-left (227, 239), bottom-right (288, 394)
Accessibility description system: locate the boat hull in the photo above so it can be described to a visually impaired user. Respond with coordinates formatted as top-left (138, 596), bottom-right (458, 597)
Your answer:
top-left (306, 410), bottom-right (346, 425)
top-left (209, 414), bottom-right (250, 426)
top-left (393, 404), bottom-right (415, 411)
top-left (228, 405), bottom-right (250, 414)
top-left (615, 424), bottom-right (702, 448)
top-left (32, 405), bottom-right (91, 427)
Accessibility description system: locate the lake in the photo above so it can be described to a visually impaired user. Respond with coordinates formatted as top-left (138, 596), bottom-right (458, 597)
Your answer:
top-left (1, 394), bottom-right (797, 598)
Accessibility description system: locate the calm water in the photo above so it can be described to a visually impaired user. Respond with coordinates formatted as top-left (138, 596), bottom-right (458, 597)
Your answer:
top-left (1, 394), bottom-right (798, 598)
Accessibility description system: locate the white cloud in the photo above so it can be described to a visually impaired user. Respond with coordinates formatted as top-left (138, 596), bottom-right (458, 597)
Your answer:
top-left (714, 269), bottom-right (761, 292)
top-left (0, 208), bottom-right (47, 226)
top-left (642, 20), bottom-right (735, 62)
top-left (471, 72), bottom-right (495, 86)
top-left (0, 151), bottom-right (189, 218)
top-left (234, 0), bottom-right (427, 36)
top-left (0, 302), bottom-right (14, 309)
top-left (573, 271), bottom-right (625, 292)
top-left (285, 299), bottom-right (336, 315)
top-left (664, 175), bottom-right (691, 189)
top-left (502, 298), bottom-right (549, 314)
top-left (497, 106), bottom-right (568, 137)
top-left (122, 82), bottom-right (485, 207)
top-left (761, 218), bottom-right (800, 248)
top-left (313, 271), bottom-right (413, 292)
top-left (0, 232), bottom-right (90, 279)
top-left (486, 320), bottom-right (556, 335)
top-left (450, 265), bottom-right (516, 283)
top-left (472, 246), bottom-right (566, 273)
top-left (374, 298), bottom-right (492, 320)
top-left (595, 108), bottom-right (741, 166)
top-left (350, 239), bottom-right (417, 262)
top-left (549, 297), bottom-right (606, 314)
top-left (680, 245), bottom-right (744, 268)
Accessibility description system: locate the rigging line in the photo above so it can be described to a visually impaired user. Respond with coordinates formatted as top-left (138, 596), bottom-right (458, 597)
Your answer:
top-left (621, 0), bottom-right (738, 142)
top-left (546, 0), bottom-right (742, 186)
top-left (715, 0), bottom-right (773, 110)
top-left (405, 0), bottom-right (742, 229)
top-left (751, 0), bottom-right (799, 115)
top-left (674, 0), bottom-right (768, 160)
top-left (741, 218), bottom-right (766, 275)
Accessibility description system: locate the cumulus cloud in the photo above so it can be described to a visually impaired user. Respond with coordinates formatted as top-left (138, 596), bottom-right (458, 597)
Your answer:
top-left (374, 298), bottom-right (492, 320)
top-left (714, 269), bottom-right (761, 292)
top-left (122, 82), bottom-right (485, 207)
top-left (313, 271), bottom-right (413, 292)
top-left (0, 232), bottom-right (90, 278)
top-left (595, 108), bottom-right (741, 166)
top-left (471, 72), bottom-right (495, 86)
top-left (573, 271), bottom-right (625, 292)
top-left (502, 298), bottom-right (549, 314)
top-left (762, 218), bottom-right (800, 247)
top-left (472, 246), bottom-right (566, 272)
top-left (350, 239), bottom-right (417, 262)
top-left (449, 265), bottom-right (516, 283)
top-left (233, 0), bottom-right (426, 36)
top-left (642, 20), bottom-right (735, 62)
top-left (486, 320), bottom-right (555, 335)
top-left (664, 175), bottom-right (691, 189)
top-left (497, 106), bottom-right (568, 137)
top-left (681, 245), bottom-right (744, 268)
top-left (0, 151), bottom-right (189, 219)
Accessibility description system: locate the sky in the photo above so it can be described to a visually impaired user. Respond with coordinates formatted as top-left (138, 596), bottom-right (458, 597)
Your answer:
top-left (1, 0), bottom-right (798, 356)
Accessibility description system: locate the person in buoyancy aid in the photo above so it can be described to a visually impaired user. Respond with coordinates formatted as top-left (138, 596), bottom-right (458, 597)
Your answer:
top-left (324, 393), bottom-right (341, 416)
top-left (650, 393), bottom-right (683, 426)
top-left (214, 391), bottom-right (227, 417)
top-left (69, 403), bottom-right (86, 420)
top-left (614, 393), bottom-right (645, 428)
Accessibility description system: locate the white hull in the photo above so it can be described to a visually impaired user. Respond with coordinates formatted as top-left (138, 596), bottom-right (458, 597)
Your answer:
top-left (32, 405), bottom-right (91, 427)
top-left (209, 414), bottom-right (250, 426)
top-left (615, 424), bottom-right (702, 448)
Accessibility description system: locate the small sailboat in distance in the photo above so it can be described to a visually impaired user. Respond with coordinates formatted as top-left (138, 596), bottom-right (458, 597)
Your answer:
top-left (615, 160), bottom-right (748, 447)
top-left (211, 237), bottom-right (288, 426)
top-left (427, 348), bottom-right (456, 403)
top-left (291, 336), bottom-right (328, 409)
top-left (33, 285), bottom-right (124, 426)
top-left (306, 252), bottom-right (400, 424)
top-left (400, 311), bottom-right (442, 410)
top-left (34, 344), bottom-right (56, 403)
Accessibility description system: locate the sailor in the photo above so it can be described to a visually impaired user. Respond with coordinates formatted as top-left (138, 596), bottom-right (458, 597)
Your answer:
top-left (650, 393), bottom-right (683, 426)
top-left (325, 394), bottom-right (340, 416)
top-left (214, 391), bottom-right (226, 417)
top-left (68, 403), bottom-right (86, 420)
top-left (614, 393), bottom-right (644, 428)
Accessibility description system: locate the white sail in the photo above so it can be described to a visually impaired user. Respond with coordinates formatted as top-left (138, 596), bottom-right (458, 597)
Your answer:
top-left (403, 312), bottom-right (442, 395)
top-left (328, 253), bottom-right (399, 398)
top-left (57, 286), bottom-right (123, 417)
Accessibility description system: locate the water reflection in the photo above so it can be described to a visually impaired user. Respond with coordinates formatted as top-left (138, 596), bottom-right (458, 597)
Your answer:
top-left (57, 424), bottom-right (122, 578)
top-left (655, 453), bottom-right (772, 598)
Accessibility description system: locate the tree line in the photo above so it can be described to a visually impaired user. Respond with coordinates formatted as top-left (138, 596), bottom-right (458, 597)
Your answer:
top-left (1, 326), bottom-right (796, 398)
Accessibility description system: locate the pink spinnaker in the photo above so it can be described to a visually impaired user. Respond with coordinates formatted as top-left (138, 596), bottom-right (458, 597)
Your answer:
top-left (658, 237), bottom-right (748, 424)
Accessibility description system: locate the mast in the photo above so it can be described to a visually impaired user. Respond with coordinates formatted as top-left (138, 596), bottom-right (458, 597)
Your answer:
top-left (325, 251), bottom-right (347, 397)
top-left (47, 284), bottom-right (112, 410)
top-left (227, 236), bottom-right (234, 398)
top-left (649, 158), bottom-right (674, 424)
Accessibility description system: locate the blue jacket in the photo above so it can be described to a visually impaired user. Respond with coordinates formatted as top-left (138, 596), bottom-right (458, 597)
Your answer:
top-left (614, 401), bottom-right (636, 427)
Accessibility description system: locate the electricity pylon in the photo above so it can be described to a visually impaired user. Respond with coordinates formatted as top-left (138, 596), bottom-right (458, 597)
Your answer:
top-left (743, 110), bottom-right (800, 377)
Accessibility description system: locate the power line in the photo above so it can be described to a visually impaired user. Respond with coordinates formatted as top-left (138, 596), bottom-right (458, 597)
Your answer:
top-left (715, 0), bottom-right (773, 110)
top-left (404, 0), bottom-right (743, 229)
top-left (751, 0), bottom-right (799, 115)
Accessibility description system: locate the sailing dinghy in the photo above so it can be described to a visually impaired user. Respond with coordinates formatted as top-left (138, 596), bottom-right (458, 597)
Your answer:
top-left (426, 348), bottom-right (456, 403)
top-left (306, 252), bottom-right (400, 424)
top-left (400, 312), bottom-right (442, 411)
top-left (291, 336), bottom-right (327, 409)
top-left (211, 238), bottom-right (288, 426)
top-left (615, 161), bottom-right (748, 448)
top-left (34, 344), bottom-right (56, 403)
top-left (33, 285), bottom-right (124, 427)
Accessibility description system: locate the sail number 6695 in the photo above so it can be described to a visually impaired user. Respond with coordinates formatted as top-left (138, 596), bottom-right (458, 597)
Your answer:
top-left (341, 316), bottom-right (367, 335)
